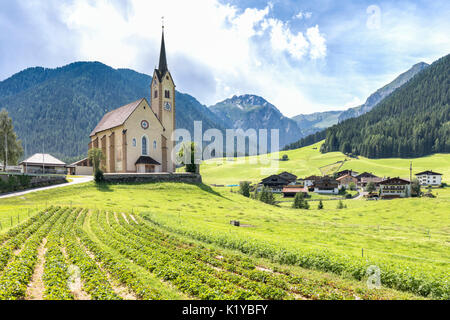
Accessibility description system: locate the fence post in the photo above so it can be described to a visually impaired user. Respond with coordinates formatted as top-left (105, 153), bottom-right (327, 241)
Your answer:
top-left (362, 248), bottom-right (364, 257)
top-left (10, 216), bottom-right (13, 227)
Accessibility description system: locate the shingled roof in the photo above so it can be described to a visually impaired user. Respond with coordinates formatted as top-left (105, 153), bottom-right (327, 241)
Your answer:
top-left (90, 99), bottom-right (143, 136)
top-left (19, 153), bottom-right (66, 166)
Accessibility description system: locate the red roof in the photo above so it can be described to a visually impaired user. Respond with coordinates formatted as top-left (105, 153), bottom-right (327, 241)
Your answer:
top-left (282, 187), bottom-right (307, 193)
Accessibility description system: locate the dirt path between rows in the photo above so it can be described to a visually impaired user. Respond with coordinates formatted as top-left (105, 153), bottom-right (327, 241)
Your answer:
top-left (121, 213), bottom-right (130, 224)
top-left (25, 238), bottom-right (47, 300)
top-left (76, 236), bottom-right (137, 300)
top-left (61, 246), bottom-right (91, 300)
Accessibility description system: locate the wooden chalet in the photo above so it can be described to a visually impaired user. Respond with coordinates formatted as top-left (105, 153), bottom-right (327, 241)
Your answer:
top-left (278, 172), bottom-right (298, 183)
top-left (335, 169), bottom-right (358, 178)
top-left (336, 174), bottom-right (358, 189)
top-left (314, 176), bottom-right (339, 194)
top-left (379, 177), bottom-right (411, 199)
top-left (260, 175), bottom-right (290, 193)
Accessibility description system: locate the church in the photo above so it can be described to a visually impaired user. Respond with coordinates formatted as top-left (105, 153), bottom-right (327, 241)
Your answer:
top-left (89, 26), bottom-right (176, 173)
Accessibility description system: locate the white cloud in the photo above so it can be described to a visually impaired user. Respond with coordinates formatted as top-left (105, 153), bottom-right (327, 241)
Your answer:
top-left (294, 11), bottom-right (312, 20)
top-left (55, 0), bottom-right (327, 117)
top-left (343, 96), bottom-right (363, 109)
top-left (306, 25), bottom-right (327, 59)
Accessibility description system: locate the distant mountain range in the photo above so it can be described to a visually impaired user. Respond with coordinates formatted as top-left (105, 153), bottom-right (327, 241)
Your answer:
top-left (290, 62), bottom-right (429, 137)
top-left (0, 62), bottom-right (224, 162)
top-left (320, 54), bottom-right (449, 158)
top-left (209, 95), bottom-right (302, 149)
top-left (0, 58), bottom-right (434, 162)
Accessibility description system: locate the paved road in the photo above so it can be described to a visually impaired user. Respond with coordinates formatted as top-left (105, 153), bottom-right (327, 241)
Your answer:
top-left (0, 176), bottom-right (93, 200)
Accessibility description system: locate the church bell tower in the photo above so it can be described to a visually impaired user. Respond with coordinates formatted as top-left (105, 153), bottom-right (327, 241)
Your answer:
top-left (151, 22), bottom-right (176, 172)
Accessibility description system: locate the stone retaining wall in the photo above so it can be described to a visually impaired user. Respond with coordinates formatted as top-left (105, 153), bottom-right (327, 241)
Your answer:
top-left (103, 173), bottom-right (202, 184)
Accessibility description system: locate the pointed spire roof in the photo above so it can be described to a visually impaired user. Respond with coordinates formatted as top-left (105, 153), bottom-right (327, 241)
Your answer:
top-left (156, 25), bottom-right (168, 80)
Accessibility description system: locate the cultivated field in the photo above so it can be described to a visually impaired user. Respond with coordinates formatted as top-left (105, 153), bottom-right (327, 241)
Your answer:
top-left (0, 181), bottom-right (448, 299)
top-left (199, 141), bottom-right (450, 185)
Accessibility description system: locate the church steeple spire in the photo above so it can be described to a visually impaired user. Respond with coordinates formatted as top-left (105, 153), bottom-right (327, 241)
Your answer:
top-left (158, 20), bottom-right (168, 77)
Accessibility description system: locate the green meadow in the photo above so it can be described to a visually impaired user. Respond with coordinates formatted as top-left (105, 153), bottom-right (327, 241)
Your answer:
top-left (0, 179), bottom-right (448, 298)
top-left (198, 141), bottom-right (450, 185)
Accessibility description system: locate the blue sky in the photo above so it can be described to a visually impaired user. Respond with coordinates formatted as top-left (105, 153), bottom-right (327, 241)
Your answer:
top-left (0, 0), bottom-right (449, 116)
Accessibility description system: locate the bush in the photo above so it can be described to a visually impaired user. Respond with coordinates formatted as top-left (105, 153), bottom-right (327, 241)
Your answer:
top-left (348, 182), bottom-right (356, 191)
top-left (239, 182), bottom-right (251, 198)
top-left (293, 192), bottom-right (308, 209)
top-left (366, 182), bottom-right (376, 193)
top-left (318, 200), bottom-right (324, 210)
top-left (281, 154), bottom-right (289, 161)
top-left (94, 170), bottom-right (104, 183)
top-left (259, 187), bottom-right (275, 205)
top-left (336, 200), bottom-right (345, 209)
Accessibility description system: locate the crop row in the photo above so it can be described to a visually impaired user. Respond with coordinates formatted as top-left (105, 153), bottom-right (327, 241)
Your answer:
top-left (142, 213), bottom-right (449, 299)
top-left (121, 212), bottom-right (380, 300)
top-left (129, 214), bottom-right (374, 300)
top-left (0, 207), bottom-right (66, 299)
top-left (94, 212), bottom-right (261, 299)
top-left (42, 207), bottom-right (75, 300)
top-left (62, 209), bottom-right (120, 300)
top-left (0, 208), bottom-right (56, 273)
top-left (98, 211), bottom-right (296, 300)
top-left (80, 210), bottom-right (163, 299)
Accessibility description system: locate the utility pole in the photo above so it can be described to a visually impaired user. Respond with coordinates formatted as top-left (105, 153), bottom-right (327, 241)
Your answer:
top-left (410, 161), bottom-right (412, 182)
top-left (4, 131), bottom-right (7, 172)
top-left (42, 141), bottom-right (45, 175)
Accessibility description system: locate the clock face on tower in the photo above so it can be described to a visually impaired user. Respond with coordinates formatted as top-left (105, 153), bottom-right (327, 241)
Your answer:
top-left (164, 102), bottom-right (172, 111)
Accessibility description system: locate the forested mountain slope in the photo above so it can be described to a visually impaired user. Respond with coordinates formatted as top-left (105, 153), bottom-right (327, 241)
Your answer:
top-left (320, 54), bottom-right (449, 158)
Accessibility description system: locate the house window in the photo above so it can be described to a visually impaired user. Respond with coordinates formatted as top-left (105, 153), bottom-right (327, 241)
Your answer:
top-left (153, 140), bottom-right (157, 150)
top-left (165, 90), bottom-right (170, 98)
top-left (132, 138), bottom-right (137, 147)
top-left (154, 90), bottom-right (158, 98)
top-left (142, 136), bottom-right (148, 155)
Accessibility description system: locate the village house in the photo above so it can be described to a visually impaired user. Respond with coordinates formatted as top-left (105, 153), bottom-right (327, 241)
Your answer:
top-left (335, 169), bottom-right (358, 179)
top-left (19, 153), bottom-right (67, 175)
top-left (278, 172), bottom-right (298, 184)
top-left (304, 175), bottom-right (321, 188)
top-left (379, 177), bottom-right (411, 199)
top-left (314, 176), bottom-right (339, 195)
top-left (359, 176), bottom-right (384, 189)
top-left (415, 171), bottom-right (443, 186)
top-left (282, 185), bottom-right (308, 198)
top-left (356, 172), bottom-right (378, 181)
top-left (89, 26), bottom-right (175, 174)
top-left (66, 158), bottom-right (93, 176)
top-left (260, 175), bottom-right (290, 193)
top-left (336, 174), bottom-right (358, 189)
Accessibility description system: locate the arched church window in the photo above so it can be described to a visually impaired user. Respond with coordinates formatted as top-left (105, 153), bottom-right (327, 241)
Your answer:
top-left (153, 140), bottom-right (157, 150)
top-left (132, 138), bottom-right (136, 147)
top-left (154, 90), bottom-right (158, 98)
top-left (142, 136), bottom-right (148, 155)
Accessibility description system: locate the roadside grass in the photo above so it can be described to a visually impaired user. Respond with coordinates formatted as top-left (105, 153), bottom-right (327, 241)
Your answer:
top-left (197, 141), bottom-right (450, 185)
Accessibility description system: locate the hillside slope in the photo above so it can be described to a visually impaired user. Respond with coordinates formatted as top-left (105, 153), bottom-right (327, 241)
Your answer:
top-left (287, 61), bottom-right (430, 150)
top-left (199, 141), bottom-right (450, 185)
top-left (321, 55), bottom-right (449, 158)
top-left (0, 62), bottom-right (225, 162)
top-left (338, 62), bottom-right (429, 122)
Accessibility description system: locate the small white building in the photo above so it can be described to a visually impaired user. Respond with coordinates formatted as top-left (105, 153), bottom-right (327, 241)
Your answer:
top-left (19, 154), bottom-right (67, 174)
top-left (415, 171), bottom-right (442, 186)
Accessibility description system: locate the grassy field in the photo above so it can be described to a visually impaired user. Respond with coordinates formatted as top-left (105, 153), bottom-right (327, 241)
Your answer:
top-left (198, 141), bottom-right (450, 185)
top-left (0, 179), bottom-right (448, 299)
